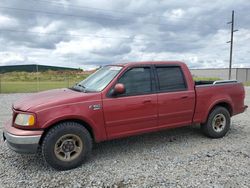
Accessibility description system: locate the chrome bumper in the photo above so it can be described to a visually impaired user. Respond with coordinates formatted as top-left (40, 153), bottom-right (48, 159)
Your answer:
top-left (3, 120), bottom-right (44, 154)
top-left (3, 130), bottom-right (41, 144)
top-left (3, 130), bottom-right (42, 154)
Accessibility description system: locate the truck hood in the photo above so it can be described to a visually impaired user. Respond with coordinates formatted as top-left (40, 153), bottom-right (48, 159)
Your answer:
top-left (13, 88), bottom-right (99, 112)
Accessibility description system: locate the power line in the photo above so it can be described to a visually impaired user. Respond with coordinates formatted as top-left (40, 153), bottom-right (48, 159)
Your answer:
top-left (0, 30), bottom-right (225, 49)
top-left (33, 0), bottom-right (242, 33)
top-left (0, 28), bottom-right (230, 49)
top-left (0, 28), bottom-right (198, 43)
top-left (0, 6), bottom-right (182, 27)
top-left (31, 0), bottom-right (191, 21)
top-left (0, 5), bottom-right (224, 31)
top-left (0, 28), bottom-right (133, 40)
top-left (0, 6), bottom-right (120, 21)
top-left (0, 5), bottom-right (231, 47)
top-left (32, 0), bottom-right (149, 17)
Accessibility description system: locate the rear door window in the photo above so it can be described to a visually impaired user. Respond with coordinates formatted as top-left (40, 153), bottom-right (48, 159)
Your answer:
top-left (156, 66), bottom-right (187, 92)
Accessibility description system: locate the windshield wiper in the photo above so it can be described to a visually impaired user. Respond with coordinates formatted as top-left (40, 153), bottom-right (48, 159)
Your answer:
top-left (69, 87), bottom-right (81, 92)
top-left (77, 84), bottom-right (85, 89)
top-left (70, 83), bottom-right (86, 92)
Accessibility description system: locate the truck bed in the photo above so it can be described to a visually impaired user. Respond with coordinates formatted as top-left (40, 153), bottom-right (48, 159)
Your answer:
top-left (193, 80), bottom-right (245, 124)
top-left (195, 80), bottom-right (237, 86)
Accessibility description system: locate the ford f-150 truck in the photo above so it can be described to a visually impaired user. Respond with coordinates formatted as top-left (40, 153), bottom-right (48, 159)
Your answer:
top-left (3, 61), bottom-right (247, 170)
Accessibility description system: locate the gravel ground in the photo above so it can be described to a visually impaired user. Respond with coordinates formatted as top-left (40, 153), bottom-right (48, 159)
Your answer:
top-left (0, 88), bottom-right (249, 188)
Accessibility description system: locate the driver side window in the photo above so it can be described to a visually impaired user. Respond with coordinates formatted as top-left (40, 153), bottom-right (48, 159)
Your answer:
top-left (118, 67), bottom-right (152, 96)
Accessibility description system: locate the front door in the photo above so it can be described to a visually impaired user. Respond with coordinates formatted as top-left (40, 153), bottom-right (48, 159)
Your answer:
top-left (102, 66), bottom-right (158, 139)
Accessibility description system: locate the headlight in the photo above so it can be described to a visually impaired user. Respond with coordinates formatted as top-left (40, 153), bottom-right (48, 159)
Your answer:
top-left (15, 114), bottom-right (35, 126)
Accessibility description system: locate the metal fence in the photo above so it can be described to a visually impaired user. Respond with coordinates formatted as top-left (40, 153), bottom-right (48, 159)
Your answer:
top-left (0, 71), bottom-right (89, 93)
top-left (190, 68), bottom-right (250, 83)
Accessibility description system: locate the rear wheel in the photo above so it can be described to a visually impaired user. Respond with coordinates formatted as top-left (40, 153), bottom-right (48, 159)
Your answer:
top-left (201, 107), bottom-right (231, 138)
top-left (42, 122), bottom-right (92, 170)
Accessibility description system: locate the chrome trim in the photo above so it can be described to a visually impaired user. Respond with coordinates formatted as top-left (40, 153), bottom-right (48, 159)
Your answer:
top-left (195, 81), bottom-right (239, 88)
top-left (213, 80), bottom-right (237, 85)
top-left (89, 104), bottom-right (102, 110)
top-left (3, 131), bottom-right (41, 145)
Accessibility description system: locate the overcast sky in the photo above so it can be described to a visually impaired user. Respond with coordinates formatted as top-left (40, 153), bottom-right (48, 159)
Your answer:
top-left (0, 0), bottom-right (249, 70)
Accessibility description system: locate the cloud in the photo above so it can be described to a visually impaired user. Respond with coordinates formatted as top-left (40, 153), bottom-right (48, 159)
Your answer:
top-left (0, 14), bottom-right (18, 28)
top-left (0, 52), bottom-right (27, 65)
top-left (29, 21), bottom-right (63, 33)
top-left (163, 9), bottom-right (185, 21)
top-left (0, 0), bottom-right (249, 69)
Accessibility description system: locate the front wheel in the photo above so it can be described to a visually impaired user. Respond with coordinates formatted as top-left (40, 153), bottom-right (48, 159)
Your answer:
top-left (201, 107), bottom-right (231, 138)
top-left (42, 122), bottom-right (92, 170)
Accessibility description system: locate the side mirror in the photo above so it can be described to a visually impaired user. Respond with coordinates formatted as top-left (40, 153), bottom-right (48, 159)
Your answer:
top-left (113, 83), bottom-right (125, 95)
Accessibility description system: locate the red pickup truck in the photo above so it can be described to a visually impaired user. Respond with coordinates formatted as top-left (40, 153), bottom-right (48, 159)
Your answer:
top-left (3, 61), bottom-right (247, 170)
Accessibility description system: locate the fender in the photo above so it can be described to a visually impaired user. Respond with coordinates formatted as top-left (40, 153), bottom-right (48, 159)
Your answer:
top-left (41, 114), bottom-right (107, 142)
top-left (203, 98), bottom-right (233, 123)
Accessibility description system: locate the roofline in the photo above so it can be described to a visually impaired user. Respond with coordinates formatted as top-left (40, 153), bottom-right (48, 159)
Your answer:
top-left (111, 61), bottom-right (185, 67)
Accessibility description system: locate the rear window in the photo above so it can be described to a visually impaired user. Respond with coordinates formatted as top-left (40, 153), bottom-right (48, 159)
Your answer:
top-left (156, 66), bottom-right (186, 92)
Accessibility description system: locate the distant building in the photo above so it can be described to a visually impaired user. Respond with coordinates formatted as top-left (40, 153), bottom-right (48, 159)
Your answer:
top-left (0, 64), bottom-right (79, 73)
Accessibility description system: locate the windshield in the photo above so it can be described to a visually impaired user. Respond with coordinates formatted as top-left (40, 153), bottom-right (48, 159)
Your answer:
top-left (72, 66), bottom-right (123, 92)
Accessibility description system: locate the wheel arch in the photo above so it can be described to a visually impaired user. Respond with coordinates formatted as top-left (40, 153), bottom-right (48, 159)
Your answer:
top-left (213, 102), bottom-right (233, 116)
top-left (39, 118), bottom-right (96, 145)
top-left (203, 100), bottom-right (233, 124)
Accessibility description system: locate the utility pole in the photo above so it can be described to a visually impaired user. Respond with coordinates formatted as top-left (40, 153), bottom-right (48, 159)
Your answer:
top-left (227, 10), bottom-right (238, 80)
top-left (0, 74), bottom-right (2, 93)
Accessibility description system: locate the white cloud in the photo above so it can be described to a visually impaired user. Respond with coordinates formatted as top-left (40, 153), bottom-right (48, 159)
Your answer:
top-left (55, 29), bottom-right (131, 56)
top-left (0, 52), bottom-right (26, 65)
top-left (0, 14), bottom-right (18, 28)
top-left (29, 21), bottom-right (63, 33)
top-left (55, 38), bottom-right (100, 55)
top-left (163, 9), bottom-right (185, 21)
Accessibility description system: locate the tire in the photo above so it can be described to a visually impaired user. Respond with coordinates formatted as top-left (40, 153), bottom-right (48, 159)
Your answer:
top-left (42, 122), bottom-right (92, 171)
top-left (201, 106), bottom-right (231, 138)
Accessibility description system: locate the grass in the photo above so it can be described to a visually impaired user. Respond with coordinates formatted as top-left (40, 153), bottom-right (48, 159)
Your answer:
top-left (0, 81), bottom-right (76, 93)
top-left (194, 77), bottom-right (250, 86)
top-left (245, 82), bottom-right (250, 86)
top-left (0, 70), bottom-right (90, 93)
top-left (193, 77), bottom-right (221, 81)
top-left (0, 70), bottom-right (90, 82)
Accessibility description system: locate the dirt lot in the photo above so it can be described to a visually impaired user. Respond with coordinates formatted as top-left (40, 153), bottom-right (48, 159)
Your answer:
top-left (0, 88), bottom-right (249, 188)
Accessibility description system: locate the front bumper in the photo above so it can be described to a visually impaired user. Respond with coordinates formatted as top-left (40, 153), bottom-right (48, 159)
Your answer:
top-left (3, 120), bottom-right (43, 154)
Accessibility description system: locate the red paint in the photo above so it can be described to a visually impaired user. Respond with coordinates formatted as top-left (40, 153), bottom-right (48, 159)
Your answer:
top-left (7, 61), bottom-right (247, 142)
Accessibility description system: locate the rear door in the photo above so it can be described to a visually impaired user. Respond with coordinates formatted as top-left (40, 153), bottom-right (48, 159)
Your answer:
top-left (102, 66), bottom-right (158, 139)
top-left (155, 65), bottom-right (195, 128)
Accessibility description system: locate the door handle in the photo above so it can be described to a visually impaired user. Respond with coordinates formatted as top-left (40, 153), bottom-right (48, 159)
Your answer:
top-left (143, 100), bottom-right (152, 104)
top-left (180, 96), bottom-right (188, 99)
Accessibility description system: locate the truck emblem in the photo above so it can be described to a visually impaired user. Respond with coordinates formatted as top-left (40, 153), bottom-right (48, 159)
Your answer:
top-left (89, 104), bottom-right (101, 110)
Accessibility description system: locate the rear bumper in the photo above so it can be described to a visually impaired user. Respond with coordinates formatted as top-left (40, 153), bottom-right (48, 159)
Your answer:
top-left (2, 120), bottom-right (43, 154)
top-left (234, 105), bottom-right (248, 116)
